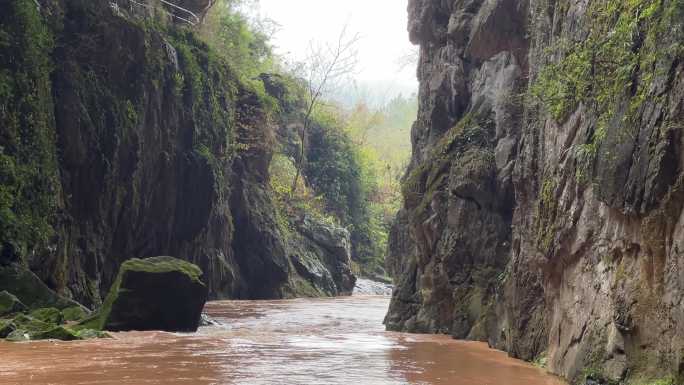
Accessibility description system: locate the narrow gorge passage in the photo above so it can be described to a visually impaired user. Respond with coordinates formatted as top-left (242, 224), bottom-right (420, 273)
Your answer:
top-left (2, 0), bottom-right (682, 383)
top-left (0, 296), bottom-right (565, 385)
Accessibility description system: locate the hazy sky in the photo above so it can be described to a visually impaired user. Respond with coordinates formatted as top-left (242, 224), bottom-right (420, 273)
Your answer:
top-left (258, 0), bottom-right (418, 102)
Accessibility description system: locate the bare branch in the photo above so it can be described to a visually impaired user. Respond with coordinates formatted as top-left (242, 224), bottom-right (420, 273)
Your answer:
top-left (291, 23), bottom-right (361, 195)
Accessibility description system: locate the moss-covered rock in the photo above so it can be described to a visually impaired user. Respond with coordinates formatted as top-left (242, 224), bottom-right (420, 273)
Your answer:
top-left (92, 257), bottom-right (208, 332)
top-left (3, 313), bottom-right (83, 341)
top-left (5, 313), bottom-right (51, 341)
top-left (10, 314), bottom-right (51, 334)
top-left (0, 290), bottom-right (27, 317)
top-left (0, 319), bottom-right (16, 338)
top-left (31, 326), bottom-right (81, 341)
top-left (75, 329), bottom-right (111, 339)
top-left (61, 306), bottom-right (88, 322)
top-left (29, 307), bottom-right (63, 325)
top-left (0, 265), bottom-right (83, 310)
top-left (5, 329), bottom-right (30, 342)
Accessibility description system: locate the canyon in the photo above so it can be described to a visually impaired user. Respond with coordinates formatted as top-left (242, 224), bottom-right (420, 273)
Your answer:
top-left (0, 0), bottom-right (683, 384)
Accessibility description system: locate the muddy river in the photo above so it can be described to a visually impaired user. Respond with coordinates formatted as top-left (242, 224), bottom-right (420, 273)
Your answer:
top-left (0, 296), bottom-right (566, 385)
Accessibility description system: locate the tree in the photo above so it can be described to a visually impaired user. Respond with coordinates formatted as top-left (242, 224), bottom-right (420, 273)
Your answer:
top-left (291, 25), bottom-right (360, 194)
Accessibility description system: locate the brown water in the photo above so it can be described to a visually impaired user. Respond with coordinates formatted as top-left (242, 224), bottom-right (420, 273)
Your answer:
top-left (0, 296), bottom-right (566, 385)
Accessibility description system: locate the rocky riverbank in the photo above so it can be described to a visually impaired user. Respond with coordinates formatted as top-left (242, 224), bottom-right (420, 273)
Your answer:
top-left (0, 256), bottom-right (210, 342)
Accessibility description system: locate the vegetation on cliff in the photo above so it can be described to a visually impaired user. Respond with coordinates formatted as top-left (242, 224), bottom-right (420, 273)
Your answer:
top-left (0, 0), bottom-right (59, 264)
top-left (202, 0), bottom-right (414, 278)
top-left (531, 0), bottom-right (684, 184)
top-left (0, 0), bottom-right (413, 307)
top-left (389, 0), bottom-right (684, 384)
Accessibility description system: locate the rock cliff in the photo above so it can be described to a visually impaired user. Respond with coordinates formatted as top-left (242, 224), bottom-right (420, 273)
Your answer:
top-left (387, 0), bottom-right (684, 383)
top-left (0, 0), bottom-right (354, 309)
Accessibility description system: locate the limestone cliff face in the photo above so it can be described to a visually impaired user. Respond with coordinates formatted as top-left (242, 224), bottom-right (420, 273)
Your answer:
top-left (0, 0), bottom-right (354, 308)
top-left (387, 0), bottom-right (684, 383)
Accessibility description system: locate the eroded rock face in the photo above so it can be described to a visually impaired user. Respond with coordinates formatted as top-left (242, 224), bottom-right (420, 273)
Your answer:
top-left (386, 0), bottom-right (526, 338)
top-left (0, 291), bottom-right (26, 317)
top-left (389, 0), bottom-right (684, 383)
top-left (1, 0), bottom-right (355, 308)
top-left (0, 265), bottom-right (84, 311)
top-left (297, 216), bottom-right (356, 295)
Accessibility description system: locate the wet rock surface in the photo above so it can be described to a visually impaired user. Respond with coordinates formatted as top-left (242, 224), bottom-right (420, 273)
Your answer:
top-left (353, 279), bottom-right (393, 296)
top-left (389, 0), bottom-right (684, 383)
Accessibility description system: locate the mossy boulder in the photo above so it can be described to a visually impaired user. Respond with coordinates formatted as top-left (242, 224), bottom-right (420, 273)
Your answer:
top-left (61, 306), bottom-right (88, 322)
top-left (32, 326), bottom-right (81, 341)
top-left (0, 265), bottom-right (84, 310)
top-left (0, 291), bottom-right (27, 317)
top-left (94, 257), bottom-right (208, 332)
top-left (6, 314), bottom-right (52, 341)
top-left (6, 329), bottom-right (30, 342)
top-left (0, 319), bottom-right (16, 338)
top-left (11, 314), bottom-right (51, 334)
top-left (30, 308), bottom-right (63, 325)
top-left (4, 313), bottom-right (82, 341)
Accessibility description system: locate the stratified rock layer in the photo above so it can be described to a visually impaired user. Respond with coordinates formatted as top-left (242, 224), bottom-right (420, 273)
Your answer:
top-left (388, 0), bottom-right (684, 383)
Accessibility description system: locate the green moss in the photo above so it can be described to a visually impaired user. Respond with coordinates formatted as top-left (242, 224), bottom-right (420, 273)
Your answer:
top-left (75, 328), bottom-right (112, 339)
top-left (581, 367), bottom-right (619, 385)
top-left (401, 112), bottom-right (493, 222)
top-left (535, 178), bottom-right (558, 253)
top-left (31, 325), bottom-right (81, 341)
top-left (532, 0), bottom-right (661, 123)
top-left (529, 0), bottom-right (684, 183)
top-left (533, 352), bottom-right (549, 369)
top-left (71, 312), bottom-right (102, 332)
top-left (577, 330), bottom-right (613, 385)
top-left (118, 257), bottom-right (203, 283)
top-left (285, 276), bottom-right (324, 298)
top-left (532, 0), bottom-right (684, 184)
top-left (0, 290), bottom-right (26, 316)
top-left (0, 264), bottom-right (81, 310)
top-left (3, 312), bottom-right (77, 341)
top-left (5, 329), bottom-right (30, 341)
top-left (170, 29), bottom-right (245, 197)
top-left (29, 308), bottom-right (63, 325)
top-left (0, 318), bottom-right (16, 338)
top-left (61, 306), bottom-right (87, 322)
top-left (0, 0), bottom-right (59, 261)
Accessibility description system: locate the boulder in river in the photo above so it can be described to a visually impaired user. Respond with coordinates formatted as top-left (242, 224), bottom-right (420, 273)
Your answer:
top-left (0, 291), bottom-right (27, 317)
top-left (89, 257), bottom-right (208, 332)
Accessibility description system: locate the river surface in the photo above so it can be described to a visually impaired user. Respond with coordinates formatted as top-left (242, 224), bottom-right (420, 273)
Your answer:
top-left (0, 296), bottom-right (566, 385)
